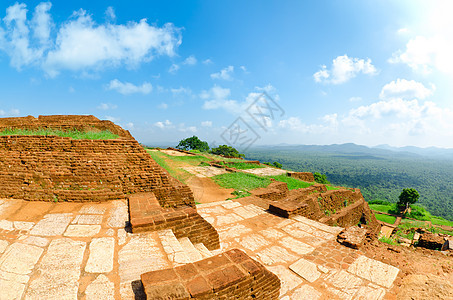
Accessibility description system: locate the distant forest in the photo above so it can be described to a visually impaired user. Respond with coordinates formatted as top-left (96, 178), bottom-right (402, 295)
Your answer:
top-left (245, 144), bottom-right (453, 221)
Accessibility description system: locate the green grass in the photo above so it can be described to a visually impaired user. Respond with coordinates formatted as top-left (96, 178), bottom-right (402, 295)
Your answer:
top-left (395, 229), bottom-right (415, 240)
top-left (0, 128), bottom-right (119, 139)
top-left (374, 213), bottom-right (396, 224)
top-left (326, 185), bottom-right (340, 190)
top-left (212, 172), bottom-right (271, 193)
top-left (370, 203), bottom-right (399, 215)
top-left (166, 155), bottom-right (211, 165)
top-left (430, 216), bottom-right (453, 227)
top-left (267, 174), bottom-right (314, 190)
top-left (146, 150), bottom-right (191, 183)
top-left (399, 218), bottom-right (429, 230)
top-left (379, 236), bottom-right (397, 245)
top-left (430, 227), bottom-right (453, 236)
top-left (227, 162), bottom-right (264, 170)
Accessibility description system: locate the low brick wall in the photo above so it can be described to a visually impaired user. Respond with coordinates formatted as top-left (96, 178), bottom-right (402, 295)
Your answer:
top-left (0, 135), bottom-right (194, 205)
top-left (252, 181), bottom-right (289, 201)
top-left (317, 189), bottom-right (363, 213)
top-left (0, 115), bottom-right (132, 138)
top-left (141, 249), bottom-right (280, 299)
top-left (129, 193), bottom-right (219, 250)
top-left (287, 171), bottom-right (315, 182)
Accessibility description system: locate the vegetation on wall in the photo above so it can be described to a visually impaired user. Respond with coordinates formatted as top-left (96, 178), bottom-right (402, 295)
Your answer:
top-left (0, 128), bottom-right (119, 139)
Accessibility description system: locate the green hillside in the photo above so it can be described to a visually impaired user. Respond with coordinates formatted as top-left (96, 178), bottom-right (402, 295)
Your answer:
top-left (245, 145), bottom-right (453, 221)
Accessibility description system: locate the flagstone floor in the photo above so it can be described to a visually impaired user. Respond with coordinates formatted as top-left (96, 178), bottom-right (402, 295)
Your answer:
top-left (0, 198), bottom-right (400, 299)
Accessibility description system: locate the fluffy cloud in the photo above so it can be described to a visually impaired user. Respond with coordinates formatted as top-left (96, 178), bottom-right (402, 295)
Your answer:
top-left (171, 86), bottom-right (191, 95)
top-left (313, 55), bottom-right (377, 84)
top-left (0, 2), bottom-right (181, 76)
top-left (389, 1), bottom-right (453, 75)
top-left (97, 103), bottom-right (118, 110)
top-left (107, 79), bottom-right (152, 95)
top-left (182, 55), bottom-right (197, 65)
top-left (201, 121), bottom-right (212, 127)
top-left (211, 66), bottom-right (234, 80)
top-left (0, 108), bottom-right (20, 116)
top-left (154, 119), bottom-right (172, 129)
top-left (379, 79), bottom-right (435, 100)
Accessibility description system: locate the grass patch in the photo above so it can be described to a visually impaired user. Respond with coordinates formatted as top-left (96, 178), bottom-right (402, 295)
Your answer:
top-left (0, 128), bottom-right (118, 139)
top-left (146, 150), bottom-right (191, 183)
top-left (167, 155), bottom-right (211, 166)
top-left (231, 190), bottom-right (251, 199)
top-left (326, 185), bottom-right (339, 190)
top-left (227, 162), bottom-right (264, 170)
top-left (370, 203), bottom-right (399, 215)
top-left (379, 236), bottom-right (397, 245)
top-left (430, 216), bottom-right (453, 227)
top-left (395, 229), bottom-right (415, 240)
top-left (374, 213), bottom-right (396, 224)
top-left (268, 174), bottom-right (314, 190)
top-left (212, 172), bottom-right (271, 193)
top-left (399, 218), bottom-right (429, 230)
top-left (430, 227), bottom-right (453, 236)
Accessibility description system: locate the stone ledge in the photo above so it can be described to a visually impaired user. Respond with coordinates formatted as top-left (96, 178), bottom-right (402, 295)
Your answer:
top-left (141, 249), bottom-right (280, 299)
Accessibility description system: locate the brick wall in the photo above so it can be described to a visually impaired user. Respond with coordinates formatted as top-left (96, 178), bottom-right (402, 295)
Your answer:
top-left (141, 249), bottom-right (280, 299)
top-left (0, 115), bottom-right (132, 138)
top-left (0, 135), bottom-right (194, 205)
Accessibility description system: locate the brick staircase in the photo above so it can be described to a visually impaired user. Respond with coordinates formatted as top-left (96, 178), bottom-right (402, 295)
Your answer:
top-left (158, 229), bottom-right (214, 266)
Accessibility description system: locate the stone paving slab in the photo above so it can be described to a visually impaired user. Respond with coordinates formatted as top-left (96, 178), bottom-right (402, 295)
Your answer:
top-left (85, 237), bottom-right (115, 273)
top-left (267, 265), bottom-right (304, 297)
top-left (289, 258), bottom-right (321, 283)
top-left (0, 242), bottom-right (43, 275)
top-left (64, 225), bottom-right (101, 237)
top-left (0, 278), bottom-right (26, 300)
top-left (348, 255), bottom-right (400, 288)
top-left (107, 201), bottom-right (128, 228)
top-left (72, 214), bottom-right (103, 225)
top-left (26, 238), bottom-right (86, 299)
top-left (236, 233), bottom-right (270, 251)
top-left (30, 213), bottom-right (72, 236)
top-left (325, 270), bottom-right (363, 299)
top-left (256, 246), bottom-right (298, 265)
top-left (85, 274), bottom-right (115, 300)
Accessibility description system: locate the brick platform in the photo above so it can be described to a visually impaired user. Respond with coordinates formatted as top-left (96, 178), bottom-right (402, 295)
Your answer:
top-left (141, 249), bottom-right (280, 299)
top-left (129, 193), bottom-right (220, 250)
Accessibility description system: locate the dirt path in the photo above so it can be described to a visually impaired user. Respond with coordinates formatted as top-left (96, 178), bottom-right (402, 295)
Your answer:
top-left (186, 176), bottom-right (234, 203)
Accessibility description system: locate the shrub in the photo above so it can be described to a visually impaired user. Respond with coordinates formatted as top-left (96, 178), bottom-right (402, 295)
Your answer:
top-left (314, 172), bottom-right (330, 184)
top-left (176, 136), bottom-right (210, 152)
top-left (210, 145), bottom-right (244, 158)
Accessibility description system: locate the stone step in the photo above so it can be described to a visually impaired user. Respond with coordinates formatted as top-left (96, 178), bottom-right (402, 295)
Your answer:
top-left (194, 243), bottom-right (213, 259)
top-left (177, 237), bottom-right (203, 262)
top-left (157, 229), bottom-right (191, 266)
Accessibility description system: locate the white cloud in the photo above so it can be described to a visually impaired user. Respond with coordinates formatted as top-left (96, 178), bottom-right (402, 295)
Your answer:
top-left (124, 122), bottom-right (134, 129)
top-left (313, 55), bottom-right (377, 84)
top-left (0, 2), bottom-right (181, 76)
top-left (201, 121), bottom-right (212, 127)
top-left (105, 7), bottom-right (116, 22)
top-left (158, 103), bottom-right (168, 109)
top-left (389, 1), bottom-right (453, 75)
top-left (389, 35), bottom-right (453, 75)
top-left (202, 58), bottom-right (212, 65)
top-left (168, 63), bottom-right (179, 73)
top-left (178, 125), bottom-right (197, 133)
top-left (182, 55), bottom-right (196, 65)
top-left (171, 86), bottom-right (191, 95)
top-left (0, 108), bottom-right (20, 116)
top-left (104, 115), bottom-right (120, 122)
top-left (154, 119), bottom-right (172, 129)
top-left (107, 79), bottom-right (152, 95)
top-left (379, 79), bottom-right (434, 100)
top-left (349, 96), bottom-right (362, 102)
top-left (97, 103), bottom-right (117, 110)
top-left (240, 65), bottom-right (248, 73)
top-left (201, 86), bottom-right (241, 113)
top-left (211, 65), bottom-right (234, 80)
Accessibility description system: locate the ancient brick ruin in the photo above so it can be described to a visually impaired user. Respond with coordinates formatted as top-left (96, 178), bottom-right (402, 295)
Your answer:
top-left (141, 249), bottom-right (281, 299)
top-left (0, 115), bottom-right (220, 250)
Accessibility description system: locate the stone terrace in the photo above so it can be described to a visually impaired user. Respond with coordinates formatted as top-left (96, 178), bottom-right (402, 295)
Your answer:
top-left (0, 197), bottom-right (400, 299)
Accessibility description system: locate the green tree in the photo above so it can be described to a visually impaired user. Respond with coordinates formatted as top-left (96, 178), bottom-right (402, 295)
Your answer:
top-left (398, 188), bottom-right (420, 210)
top-left (176, 136), bottom-right (210, 152)
top-left (272, 161), bottom-right (282, 169)
top-left (211, 145), bottom-right (245, 158)
top-left (314, 172), bottom-right (330, 184)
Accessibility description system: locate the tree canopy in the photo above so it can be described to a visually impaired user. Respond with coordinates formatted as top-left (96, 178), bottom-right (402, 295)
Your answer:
top-left (176, 136), bottom-right (210, 152)
top-left (210, 145), bottom-right (244, 158)
top-left (398, 188), bottom-right (420, 210)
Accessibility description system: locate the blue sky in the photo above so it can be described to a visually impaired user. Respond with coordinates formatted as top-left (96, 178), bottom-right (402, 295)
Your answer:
top-left (0, 1), bottom-right (452, 149)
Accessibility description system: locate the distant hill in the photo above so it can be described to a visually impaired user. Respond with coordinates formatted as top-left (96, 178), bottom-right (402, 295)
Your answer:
top-left (245, 143), bottom-right (453, 221)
